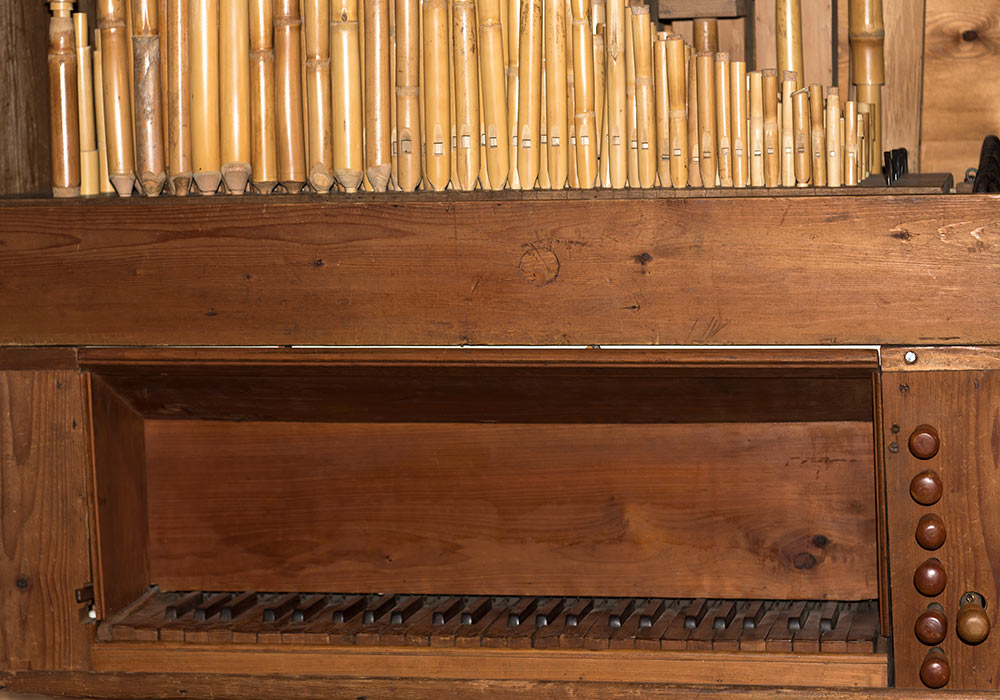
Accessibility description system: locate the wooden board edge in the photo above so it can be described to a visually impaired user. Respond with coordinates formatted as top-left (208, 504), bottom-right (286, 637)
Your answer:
top-left (0, 347), bottom-right (78, 370)
top-left (881, 347), bottom-right (1000, 371)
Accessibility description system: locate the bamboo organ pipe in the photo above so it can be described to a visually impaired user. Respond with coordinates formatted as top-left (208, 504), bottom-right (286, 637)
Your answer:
top-left (543, 0), bottom-right (567, 188)
top-left (630, 5), bottom-right (654, 188)
top-left (331, 0), bottom-right (363, 191)
top-left (858, 102), bottom-right (870, 179)
top-left (623, 4), bottom-right (637, 186)
top-left (780, 69), bottom-right (795, 186)
top-left (93, 34), bottom-right (114, 193)
top-left (302, 0), bottom-right (332, 192)
top-left (791, 87), bottom-right (810, 186)
top-left (748, 69), bottom-right (763, 186)
top-left (221, 0), bottom-right (252, 194)
top-left (454, 0), bottom-right (480, 190)
top-left (366, 0), bottom-right (392, 190)
top-left (686, 45), bottom-right (701, 187)
top-left (761, 68), bottom-right (778, 187)
top-left (74, 12), bottom-right (99, 196)
top-left (564, 0), bottom-right (577, 187)
top-left (730, 59), bottom-right (747, 188)
top-left (516, 0), bottom-right (542, 189)
top-left (850, 0), bottom-right (883, 174)
top-left (776, 0), bottom-right (803, 91)
top-left (190, 0), bottom-right (220, 194)
top-left (249, 0), bottom-right (278, 193)
top-left (49, 1), bottom-right (80, 197)
top-left (654, 32), bottom-right (670, 187)
top-left (808, 83), bottom-right (825, 186)
top-left (396, 0), bottom-right (422, 189)
top-left (274, 0), bottom-right (305, 192)
top-left (695, 51), bottom-right (715, 188)
top-left (98, 0), bottom-right (136, 196)
top-left (593, 29), bottom-right (605, 171)
top-left (693, 17), bottom-right (718, 54)
top-left (604, 0), bottom-right (626, 188)
top-left (478, 0), bottom-right (508, 188)
top-left (714, 52), bottom-right (731, 187)
top-left (570, 0), bottom-right (597, 187)
top-left (132, 0), bottom-right (166, 195)
top-left (843, 99), bottom-right (858, 185)
top-left (422, 0), bottom-right (451, 190)
top-left (507, 0), bottom-right (520, 187)
top-left (665, 34), bottom-right (685, 188)
top-left (826, 86), bottom-right (841, 187)
top-left (167, 0), bottom-right (192, 194)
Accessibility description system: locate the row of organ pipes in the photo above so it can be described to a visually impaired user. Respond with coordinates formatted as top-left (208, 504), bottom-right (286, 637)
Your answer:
top-left (46, 0), bottom-right (884, 196)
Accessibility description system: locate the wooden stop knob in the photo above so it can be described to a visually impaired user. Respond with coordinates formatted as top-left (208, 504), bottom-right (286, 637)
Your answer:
top-left (957, 601), bottom-right (991, 645)
top-left (909, 425), bottom-right (941, 459)
top-left (914, 559), bottom-right (947, 596)
top-left (920, 648), bottom-right (950, 689)
top-left (915, 607), bottom-right (948, 645)
top-left (910, 471), bottom-right (943, 506)
top-left (916, 514), bottom-right (947, 550)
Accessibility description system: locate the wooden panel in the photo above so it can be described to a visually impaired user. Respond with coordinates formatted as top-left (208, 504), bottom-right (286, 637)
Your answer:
top-left (88, 643), bottom-right (888, 688)
top-left (921, 0), bottom-right (1000, 179)
top-left (884, 345), bottom-right (1000, 371)
top-left (0, 3), bottom-right (50, 194)
top-left (89, 376), bottom-right (149, 618)
top-left (2, 195), bottom-right (1000, 346)
top-left (0, 371), bottom-right (92, 670)
top-left (883, 369), bottom-right (1000, 689)
top-left (657, 0), bottom-right (750, 20)
top-left (143, 419), bottom-right (877, 599)
top-left (755, 0), bottom-right (833, 86)
top-left (0, 347), bottom-right (78, 371)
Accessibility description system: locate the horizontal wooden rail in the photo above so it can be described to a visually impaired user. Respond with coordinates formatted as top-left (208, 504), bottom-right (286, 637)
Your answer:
top-left (2, 193), bottom-right (999, 346)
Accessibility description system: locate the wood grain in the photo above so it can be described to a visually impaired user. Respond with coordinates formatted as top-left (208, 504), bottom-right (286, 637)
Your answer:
top-left (0, 348), bottom-right (78, 371)
top-left (16, 670), bottom-right (996, 700)
top-left (884, 346), bottom-right (1000, 372)
top-left (921, 0), bottom-right (1000, 179)
top-left (88, 643), bottom-right (889, 687)
top-left (0, 4), bottom-right (50, 193)
top-left (142, 419), bottom-right (877, 599)
top-left (657, 0), bottom-right (750, 20)
top-left (882, 368), bottom-right (1000, 689)
top-left (0, 371), bottom-right (92, 670)
top-left (1, 194), bottom-right (998, 346)
top-left (89, 376), bottom-right (149, 618)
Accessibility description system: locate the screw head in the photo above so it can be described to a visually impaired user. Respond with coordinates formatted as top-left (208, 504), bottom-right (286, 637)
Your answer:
top-left (905, 351), bottom-right (918, 364)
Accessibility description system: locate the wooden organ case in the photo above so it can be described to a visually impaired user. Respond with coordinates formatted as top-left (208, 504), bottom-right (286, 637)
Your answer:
top-left (4, 189), bottom-right (1000, 700)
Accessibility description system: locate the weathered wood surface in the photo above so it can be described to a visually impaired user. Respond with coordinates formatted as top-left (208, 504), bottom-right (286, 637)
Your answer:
top-left (2, 194), bottom-right (999, 346)
top-left (0, 371), bottom-right (92, 670)
top-left (883, 368), bottom-right (1000, 690)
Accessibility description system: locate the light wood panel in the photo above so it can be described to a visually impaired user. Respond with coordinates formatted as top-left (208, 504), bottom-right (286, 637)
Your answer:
top-left (0, 371), bottom-right (92, 670)
top-left (883, 368), bottom-right (1000, 689)
top-left (142, 419), bottom-right (877, 599)
top-left (89, 643), bottom-right (889, 687)
top-left (921, 0), bottom-right (1000, 179)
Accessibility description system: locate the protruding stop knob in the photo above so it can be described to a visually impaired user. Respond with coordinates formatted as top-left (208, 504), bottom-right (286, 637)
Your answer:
top-left (920, 647), bottom-right (950, 689)
top-left (914, 559), bottom-right (947, 596)
top-left (915, 605), bottom-right (948, 645)
top-left (916, 513), bottom-right (947, 550)
top-left (910, 470), bottom-right (943, 506)
top-left (957, 593), bottom-right (991, 645)
top-left (909, 425), bottom-right (941, 459)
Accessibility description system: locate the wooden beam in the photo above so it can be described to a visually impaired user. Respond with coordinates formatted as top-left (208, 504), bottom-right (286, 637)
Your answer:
top-left (658, 0), bottom-right (750, 20)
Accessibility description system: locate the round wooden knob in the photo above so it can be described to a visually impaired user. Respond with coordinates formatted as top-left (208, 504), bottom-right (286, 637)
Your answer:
top-left (957, 602), bottom-right (991, 645)
top-left (910, 471), bottom-right (943, 506)
top-left (914, 559), bottom-right (947, 596)
top-left (920, 648), bottom-right (950, 688)
top-left (909, 425), bottom-right (941, 459)
top-left (916, 513), bottom-right (947, 550)
top-left (915, 607), bottom-right (948, 645)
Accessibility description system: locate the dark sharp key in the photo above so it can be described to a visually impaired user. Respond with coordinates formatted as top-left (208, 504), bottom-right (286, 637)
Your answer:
top-left (221, 591), bottom-right (258, 621)
top-left (738, 603), bottom-right (782, 652)
top-left (660, 599), bottom-right (703, 650)
top-left (432, 597), bottom-right (464, 626)
top-left (460, 597), bottom-right (492, 626)
top-left (262, 593), bottom-right (299, 623)
top-left (194, 592), bottom-right (232, 621)
top-left (635, 600), bottom-right (682, 650)
top-left (559, 601), bottom-right (609, 649)
top-left (713, 601), bottom-right (737, 631)
top-left (764, 602), bottom-right (797, 652)
top-left (505, 597), bottom-right (539, 627)
top-left (456, 599), bottom-right (513, 648)
top-left (292, 594), bottom-right (329, 623)
top-left (483, 598), bottom-right (538, 647)
top-left (535, 598), bottom-right (565, 627)
top-left (357, 595), bottom-right (418, 645)
top-left (714, 602), bottom-right (749, 651)
top-left (332, 595), bottom-right (367, 623)
top-left (820, 601), bottom-right (841, 633)
top-left (794, 602), bottom-right (832, 653)
top-left (608, 598), bottom-right (637, 629)
top-left (787, 601), bottom-right (811, 631)
top-left (584, 598), bottom-right (637, 650)
top-left (363, 594), bottom-right (398, 624)
top-left (534, 599), bottom-right (592, 649)
top-left (846, 601), bottom-right (879, 653)
top-left (389, 596), bottom-right (424, 625)
top-left (165, 591), bottom-right (203, 620)
top-left (821, 602), bottom-right (856, 653)
top-left (565, 598), bottom-right (594, 627)
top-left (506, 598), bottom-right (565, 648)
top-left (639, 599), bottom-right (667, 628)
top-left (688, 601), bottom-right (726, 650)
top-left (385, 598), bottom-right (439, 646)
top-left (742, 600), bottom-right (765, 630)
top-left (683, 598), bottom-right (709, 630)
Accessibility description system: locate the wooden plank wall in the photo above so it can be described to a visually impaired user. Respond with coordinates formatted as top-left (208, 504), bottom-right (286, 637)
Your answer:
top-left (0, 369), bottom-right (93, 670)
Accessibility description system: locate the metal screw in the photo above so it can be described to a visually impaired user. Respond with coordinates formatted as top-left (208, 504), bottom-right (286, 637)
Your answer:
top-left (888, 442), bottom-right (900, 453)
top-left (905, 351), bottom-right (918, 365)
